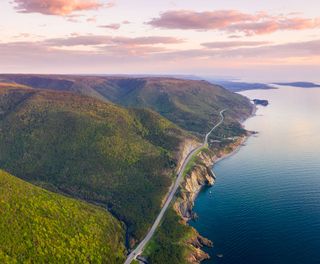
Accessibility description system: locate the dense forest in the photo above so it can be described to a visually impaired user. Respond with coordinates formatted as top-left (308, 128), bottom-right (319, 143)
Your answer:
top-left (0, 170), bottom-right (126, 263)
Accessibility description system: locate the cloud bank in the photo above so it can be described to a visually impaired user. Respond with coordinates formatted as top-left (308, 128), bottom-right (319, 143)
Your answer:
top-left (45, 35), bottom-right (183, 47)
top-left (201, 41), bottom-right (270, 49)
top-left (0, 37), bottom-right (319, 79)
top-left (148, 10), bottom-right (320, 35)
top-left (99, 23), bottom-right (121, 30)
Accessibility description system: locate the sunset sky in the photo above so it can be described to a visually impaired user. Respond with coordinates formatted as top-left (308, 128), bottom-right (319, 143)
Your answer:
top-left (1, 0), bottom-right (319, 81)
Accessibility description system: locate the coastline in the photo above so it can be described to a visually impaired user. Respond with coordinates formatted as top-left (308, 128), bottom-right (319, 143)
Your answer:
top-left (174, 105), bottom-right (258, 263)
top-left (213, 106), bottom-right (257, 165)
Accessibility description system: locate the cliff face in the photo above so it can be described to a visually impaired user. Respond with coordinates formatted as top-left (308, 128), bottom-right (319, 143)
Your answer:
top-left (185, 232), bottom-right (214, 264)
top-left (159, 138), bottom-right (200, 208)
top-left (174, 149), bottom-right (216, 220)
top-left (176, 136), bottom-right (247, 220)
top-left (174, 136), bottom-right (248, 263)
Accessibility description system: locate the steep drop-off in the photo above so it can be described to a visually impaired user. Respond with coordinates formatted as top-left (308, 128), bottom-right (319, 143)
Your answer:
top-left (147, 132), bottom-right (252, 264)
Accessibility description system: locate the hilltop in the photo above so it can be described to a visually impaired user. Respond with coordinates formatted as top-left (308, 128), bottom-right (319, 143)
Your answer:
top-left (0, 75), bottom-right (254, 135)
top-left (0, 170), bottom-right (125, 263)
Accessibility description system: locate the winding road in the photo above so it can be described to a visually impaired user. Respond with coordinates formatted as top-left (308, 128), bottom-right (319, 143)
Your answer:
top-left (124, 109), bottom-right (226, 264)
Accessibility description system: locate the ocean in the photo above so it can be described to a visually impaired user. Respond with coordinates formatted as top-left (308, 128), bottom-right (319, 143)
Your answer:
top-left (190, 86), bottom-right (320, 264)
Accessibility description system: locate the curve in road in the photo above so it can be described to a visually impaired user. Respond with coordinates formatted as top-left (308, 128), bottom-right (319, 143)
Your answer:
top-left (125, 109), bottom-right (226, 264)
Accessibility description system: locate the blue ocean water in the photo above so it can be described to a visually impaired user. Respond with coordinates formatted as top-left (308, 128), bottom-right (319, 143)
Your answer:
top-left (190, 86), bottom-right (320, 264)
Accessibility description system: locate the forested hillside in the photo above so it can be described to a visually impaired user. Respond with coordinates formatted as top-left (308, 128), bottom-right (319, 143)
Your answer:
top-left (0, 75), bottom-right (254, 135)
top-left (0, 85), bottom-right (191, 242)
top-left (0, 170), bottom-right (126, 263)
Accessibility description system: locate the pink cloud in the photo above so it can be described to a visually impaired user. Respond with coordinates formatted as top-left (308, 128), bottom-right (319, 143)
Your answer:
top-left (202, 41), bottom-right (270, 49)
top-left (0, 39), bottom-right (319, 75)
top-left (87, 17), bottom-right (97, 23)
top-left (99, 23), bottom-right (121, 30)
top-left (4, 37), bottom-right (319, 60)
top-left (105, 1), bottom-right (116, 9)
top-left (156, 39), bottom-right (320, 60)
top-left (45, 35), bottom-right (183, 46)
top-left (148, 10), bottom-right (320, 35)
top-left (148, 10), bottom-right (255, 30)
top-left (227, 17), bottom-right (319, 36)
top-left (13, 0), bottom-right (110, 16)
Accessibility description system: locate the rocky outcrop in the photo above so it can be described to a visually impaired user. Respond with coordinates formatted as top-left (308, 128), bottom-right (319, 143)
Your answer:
top-left (185, 233), bottom-right (214, 264)
top-left (174, 136), bottom-right (248, 264)
top-left (186, 247), bottom-right (210, 264)
top-left (174, 149), bottom-right (216, 220)
top-left (253, 99), bottom-right (269, 106)
top-left (176, 136), bottom-right (248, 220)
top-left (160, 138), bottom-right (201, 207)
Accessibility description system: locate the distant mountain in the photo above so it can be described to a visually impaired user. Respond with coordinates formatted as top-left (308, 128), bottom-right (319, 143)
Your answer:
top-left (205, 80), bottom-right (274, 92)
top-left (0, 170), bottom-right (126, 263)
top-left (92, 77), bottom-right (253, 136)
top-left (0, 85), bottom-right (191, 242)
top-left (274, 82), bottom-right (320, 88)
top-left (0, 75), bottom-right (254, 135)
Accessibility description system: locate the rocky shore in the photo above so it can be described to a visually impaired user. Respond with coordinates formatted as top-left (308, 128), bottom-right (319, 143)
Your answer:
top-left (173, 135), bottom-right (250, 263)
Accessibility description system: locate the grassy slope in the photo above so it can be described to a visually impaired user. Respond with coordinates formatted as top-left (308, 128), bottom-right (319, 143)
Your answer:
top-left (0, 170), bottom-right (125, 263)
top-left (0, 86), bottom-right (189, 242)
top-left (0, 75), bottom-right (253, 135)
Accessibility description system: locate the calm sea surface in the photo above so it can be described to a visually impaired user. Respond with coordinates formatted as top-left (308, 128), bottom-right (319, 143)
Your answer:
top-left (190, 86), bottom-right (320, 264)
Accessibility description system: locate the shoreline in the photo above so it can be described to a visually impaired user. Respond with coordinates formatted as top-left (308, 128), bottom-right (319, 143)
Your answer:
top-left (177, 105), bottom-right (258, 263)
top-left (126, 111), bottom-right (226, 263)
top-left (213, 135), bottom-right (249, 166)
top-left (214, 102), bottom-right (258, 165)
top-left (176, 134), bottom-right (252, 263)
top-left (209, 104), bottom-right (258, 171)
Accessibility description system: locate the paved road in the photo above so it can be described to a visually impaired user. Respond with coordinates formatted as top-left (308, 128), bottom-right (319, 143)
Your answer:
top-left (124, 109), bottom-right (226, 264)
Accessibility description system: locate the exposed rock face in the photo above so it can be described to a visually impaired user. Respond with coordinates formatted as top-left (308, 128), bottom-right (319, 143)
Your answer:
top-left (174, 150), bottom-right (216, 220)
top-left (174, 136), bottom-right (248, 264)
top-left (186, 247), bottom-right (210, 264)
top-left (185, 232), bottom-right (214, 264)
top-left (158, 138), bottom-right (200, 208)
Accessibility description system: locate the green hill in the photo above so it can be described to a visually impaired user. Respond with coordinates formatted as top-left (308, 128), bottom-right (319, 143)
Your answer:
top-left (0, 75), bottom-right (253, 135)
top-left (0, 85), bottom-right (191, 242)
top-left (102, 77), bottom-right (253, 135)
top-left (0, 170), bottom-right (125, 263)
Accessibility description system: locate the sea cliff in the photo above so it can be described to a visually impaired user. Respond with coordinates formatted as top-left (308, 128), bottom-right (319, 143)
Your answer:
top-left (174, 136), bottom-right (249, 263)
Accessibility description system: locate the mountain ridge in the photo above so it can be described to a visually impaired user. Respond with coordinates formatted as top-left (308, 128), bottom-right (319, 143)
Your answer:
top-left (0, 74), bottom-right (254, 135)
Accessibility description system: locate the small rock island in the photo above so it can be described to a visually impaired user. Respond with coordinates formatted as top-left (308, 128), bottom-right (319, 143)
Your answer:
top-left (253, 99), bottom-right (269, 106)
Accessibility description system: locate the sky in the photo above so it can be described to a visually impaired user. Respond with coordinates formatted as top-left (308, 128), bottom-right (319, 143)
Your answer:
top-left (0, 0), bottom-right (319, 81)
